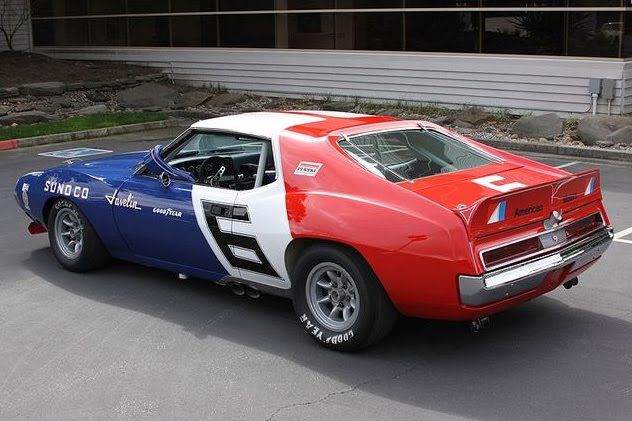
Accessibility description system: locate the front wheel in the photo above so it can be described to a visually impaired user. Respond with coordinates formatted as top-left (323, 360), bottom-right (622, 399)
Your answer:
top-left (48, 199), bottom-right (110, 272)
top-left (292, 245), bottom-right (398, 351)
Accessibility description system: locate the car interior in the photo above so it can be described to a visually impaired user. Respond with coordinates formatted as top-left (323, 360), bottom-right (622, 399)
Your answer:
top-left (162, 131), bottom-right (276, 190)
top-left (339, 129), bottom-right (494, 182)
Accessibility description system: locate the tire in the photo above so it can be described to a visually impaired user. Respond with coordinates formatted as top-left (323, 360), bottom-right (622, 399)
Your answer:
top-left (47, 199), bottom-right (110, 272)
top-left (292, 244), bottom-right (398, 351)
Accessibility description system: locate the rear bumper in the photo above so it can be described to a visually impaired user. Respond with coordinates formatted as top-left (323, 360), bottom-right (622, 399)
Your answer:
top-left (459, 227), bottom-right (614, 307)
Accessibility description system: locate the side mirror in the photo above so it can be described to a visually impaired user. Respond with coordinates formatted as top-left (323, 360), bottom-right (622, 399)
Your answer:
top-left (159, 171), bottom-right (171, 188)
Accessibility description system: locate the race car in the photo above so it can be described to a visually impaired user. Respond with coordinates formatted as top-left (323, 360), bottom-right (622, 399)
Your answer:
top-left (14, 111), bottom-right (614, 351)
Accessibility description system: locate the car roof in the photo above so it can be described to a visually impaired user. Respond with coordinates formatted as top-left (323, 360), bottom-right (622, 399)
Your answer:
top-left (190, 110), bottom-right (398, 140)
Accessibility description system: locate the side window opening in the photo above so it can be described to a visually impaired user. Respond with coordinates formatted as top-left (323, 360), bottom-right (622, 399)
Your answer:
top-left (162, 131), bottom-right (277, 190)
top-left (339, 129), bottom-right (495, 182)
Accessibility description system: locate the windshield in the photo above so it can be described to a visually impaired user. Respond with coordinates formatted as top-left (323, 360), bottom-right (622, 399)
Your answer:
top-left (339, 129), bottom-right (496, 182)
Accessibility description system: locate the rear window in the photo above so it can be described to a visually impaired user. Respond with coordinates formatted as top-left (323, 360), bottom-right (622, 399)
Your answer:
top-left (339, 129), bottom-right (496, 182)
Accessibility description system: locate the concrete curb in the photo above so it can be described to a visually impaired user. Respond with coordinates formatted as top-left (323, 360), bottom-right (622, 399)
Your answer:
top-left (473, 137), bottom-right (632, 163)
top-left (0, 119), bottom-right (187, 150)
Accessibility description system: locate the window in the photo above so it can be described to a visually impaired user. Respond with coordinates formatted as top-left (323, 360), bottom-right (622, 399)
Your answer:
top-left (339, 129), bottom-right (494, 182)
top-left (163, 132), bottom-right (276, 190)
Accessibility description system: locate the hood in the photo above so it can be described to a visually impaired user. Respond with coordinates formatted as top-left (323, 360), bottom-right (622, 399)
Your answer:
top-left (57, 150), bottom-right (147, 179)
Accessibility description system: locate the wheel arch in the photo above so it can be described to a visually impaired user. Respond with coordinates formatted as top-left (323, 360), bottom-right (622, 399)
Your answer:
top-left (284, 237), bottom-right (393, 301)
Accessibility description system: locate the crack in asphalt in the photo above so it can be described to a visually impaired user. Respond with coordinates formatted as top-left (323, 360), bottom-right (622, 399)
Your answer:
top-left (264, 362), bottom-right (420, 421)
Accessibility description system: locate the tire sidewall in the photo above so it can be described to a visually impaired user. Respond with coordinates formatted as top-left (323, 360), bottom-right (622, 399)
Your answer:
top-left (48, 199), bottom-right (88, 270)
top-left (292, 246), bottom-right (377, 351)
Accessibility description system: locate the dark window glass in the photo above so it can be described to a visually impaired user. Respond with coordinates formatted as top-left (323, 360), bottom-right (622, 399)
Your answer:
top-left (406, 0), bottom-right (478, 7)
top-left (32, 20), bottom-right (55, 45)
top-left (623, 11), bottom-right (632, 57)
top-left (218, 0), bottom-right (274, 11)
top-left (127, 0), bottom-right (169, 14)
top-left (567, 0), bottom-right (622, 6)
top-left (62, 0), bottom-right (88, 16)
top-left (128, 17), bottom-right (170, 46)
top-left (406, 12), bottom-right (479, 53)
top-left (219, 14), bottom-right (275, 47)
top-left (288, 13), bottom-right (335, 48)
top-left (88, 0), bottom-right (126, 15)
top-left (483, 10), bottom-right (563, 55)
top-left (88, 18), bottom-right (127, 46)
top-left (171, 0), bottom-right (218, 13)
top-left (343, 0), bottom-right (403, 7)
top-left (32, 19), bottom-right (89, 46)
top-left (31, 0), bottom-right (54, 17)
top-left (568, 11), bottom-right (621, 57)
top-left (287, 0), bottom-right (334, 9)
top-left (171, 16), bottom-right (218, 47)
top-left (353, 12), bottom-right (403, 51)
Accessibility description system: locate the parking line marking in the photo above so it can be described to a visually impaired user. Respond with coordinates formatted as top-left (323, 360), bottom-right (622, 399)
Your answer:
top-left (555, 161), bottom-right (581, 169)
top-left (614, 226), bottom-right (632, 240)
top-left (614, 238), bottom-right (632, 245)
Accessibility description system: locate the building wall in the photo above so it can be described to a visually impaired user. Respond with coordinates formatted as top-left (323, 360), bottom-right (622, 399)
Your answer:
top-left (35, 47), bottom-right (628, 115)
top-left (0, 0), bottom-right (31, 51)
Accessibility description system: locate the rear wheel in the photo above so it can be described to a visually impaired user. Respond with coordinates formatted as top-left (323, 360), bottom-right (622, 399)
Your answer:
top-left (48, 199), bottom-right (110, 272)
top-left (292, 245), bottom-right (398, 351)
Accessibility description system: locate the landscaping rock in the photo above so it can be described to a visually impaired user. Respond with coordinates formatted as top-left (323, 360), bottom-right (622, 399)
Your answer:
top-left (321, 101), bottom-right (356, 112)
top-left (65, 82), bottom-right (85, 91)
top-left (36, 102), bottom-right (62, 113)
top-left (453, 119), bottom-right (474, 129)
top-left (0, 87), bottom-right (19, 98)
top-left (430, 116), bottom-right (452, 125)
top-left (14, 103), bottom-right (34, 112)
top-left (512, 113), bottom-right (563, 139)
top-left (205, 92), bottom-right (247, 107)
top-left (51, 98), bottom-right (73, 108)
top-left (596, 140), bottom-right (615, 148)
top-left (118, 82), bottom-right (177, 108)
top-left (577, 116), bottom-right (632, 145)
top-left (0, 111), bottom-right (53, 125)
top-left (85, 91), bottom-right (108, 102)
top-left (73, 104), bottom-right (108, 115)
top-left (0, 106), bottom-right (9, 116)
top-left (605, 126), bottom-right (632, 145)
top-left (19, 82), bottom-right (66, 96)
top-left (174, 91), bottom-right (213, 108)
top-left (453, 107), bottom-right (492, 126)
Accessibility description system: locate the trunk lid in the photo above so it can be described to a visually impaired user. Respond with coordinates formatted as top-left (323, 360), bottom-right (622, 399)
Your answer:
top-left (404, 163), bottom-right (602, 239)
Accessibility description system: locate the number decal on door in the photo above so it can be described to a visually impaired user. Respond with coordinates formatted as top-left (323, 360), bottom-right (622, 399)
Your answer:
top-left (201, 201), bottom-right (280, 278)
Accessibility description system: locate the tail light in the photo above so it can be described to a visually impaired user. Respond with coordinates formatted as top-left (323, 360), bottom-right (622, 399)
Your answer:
top-left (482, 236), bottom-right (542, 268)
top-left (564, 213), bottom-right (603, 241)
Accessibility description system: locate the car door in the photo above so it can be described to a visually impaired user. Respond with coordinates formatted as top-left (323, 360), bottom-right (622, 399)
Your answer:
top-left (112, 173), bottom-right (236, 280)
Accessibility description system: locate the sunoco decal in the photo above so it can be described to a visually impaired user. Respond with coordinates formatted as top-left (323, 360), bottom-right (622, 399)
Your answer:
top-left (44, 179), bottom-right (89, 200)
top-left (294, 161), bottom-right (323, 177)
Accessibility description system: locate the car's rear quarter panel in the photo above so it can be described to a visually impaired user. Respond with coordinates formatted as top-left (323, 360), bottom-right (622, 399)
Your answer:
top-left (280, 132), bottom-right (477, 319)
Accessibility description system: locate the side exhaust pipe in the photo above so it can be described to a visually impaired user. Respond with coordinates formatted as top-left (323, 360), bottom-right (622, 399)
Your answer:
top-left (230, 282), bottom-right (246, 296)
top-left (245, 286), bottom-right (261, 299)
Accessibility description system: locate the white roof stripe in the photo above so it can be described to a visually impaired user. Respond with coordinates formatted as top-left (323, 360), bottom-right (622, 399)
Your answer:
top-left (190, 112), bottom-right (325, 139)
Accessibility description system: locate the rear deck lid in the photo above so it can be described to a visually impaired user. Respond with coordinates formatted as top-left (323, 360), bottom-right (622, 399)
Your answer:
top-left (408, 164), bottom-right (602, 239)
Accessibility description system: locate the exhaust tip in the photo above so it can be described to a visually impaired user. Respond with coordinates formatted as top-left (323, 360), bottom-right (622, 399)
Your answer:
top-left (563, 277), bottom-right (579, 289)
top-left (230, 283), bottom-right (246, 296)
top-left (246, 286), bottom-right (261, 299)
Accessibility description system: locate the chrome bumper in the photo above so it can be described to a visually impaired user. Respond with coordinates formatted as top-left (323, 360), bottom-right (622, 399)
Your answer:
top-left (459, 227), bottom-right (614, 307)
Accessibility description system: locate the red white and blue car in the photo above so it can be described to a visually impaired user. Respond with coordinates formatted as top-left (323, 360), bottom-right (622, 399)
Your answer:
top-left (15, 111), bottom-right (614, 350)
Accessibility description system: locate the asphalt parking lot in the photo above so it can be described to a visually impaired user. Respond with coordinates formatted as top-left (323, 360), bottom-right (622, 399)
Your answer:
top-left (1, 129), bottom-right (631, 421)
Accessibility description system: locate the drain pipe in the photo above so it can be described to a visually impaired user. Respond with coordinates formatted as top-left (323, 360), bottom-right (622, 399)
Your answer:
top-left (591, 93), bottom-right (598, 116)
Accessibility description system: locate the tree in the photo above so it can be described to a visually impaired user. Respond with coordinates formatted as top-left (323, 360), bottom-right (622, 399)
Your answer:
top-left (0, 0), bottom-right (30, 51)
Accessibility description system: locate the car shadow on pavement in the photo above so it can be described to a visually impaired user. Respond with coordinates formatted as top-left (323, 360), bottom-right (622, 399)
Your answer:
top-left (24, 248), bottom-right (632, 421)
